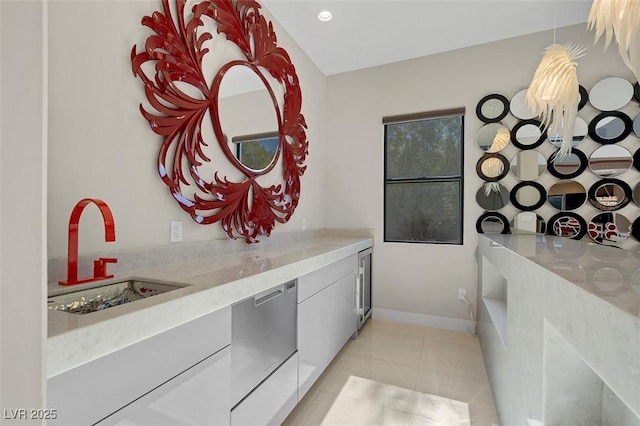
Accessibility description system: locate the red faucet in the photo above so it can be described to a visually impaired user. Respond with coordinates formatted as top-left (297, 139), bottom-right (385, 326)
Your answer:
top-left (59, 198), bottom-right (117, 286)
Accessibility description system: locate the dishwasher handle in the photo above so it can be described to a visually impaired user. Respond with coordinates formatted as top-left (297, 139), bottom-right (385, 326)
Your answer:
top-left (254, 288), bottom-right (283, 306)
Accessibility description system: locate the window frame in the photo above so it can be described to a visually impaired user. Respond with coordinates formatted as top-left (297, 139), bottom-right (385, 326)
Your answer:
top-left (382, 108), bottom-right (465, 245)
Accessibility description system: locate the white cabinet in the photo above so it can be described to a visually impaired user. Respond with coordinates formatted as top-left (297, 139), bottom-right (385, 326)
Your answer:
top-left (48, 307), bottom-right (231, 426)
top-left (297, 255), bottom-right (357, 399)
top-left (231, 353), bottom-right (298, 426)
top-left (98, 347), bottom-right (230, 426)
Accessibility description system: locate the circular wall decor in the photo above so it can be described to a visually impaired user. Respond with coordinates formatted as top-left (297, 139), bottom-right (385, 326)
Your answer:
top-left (634, 148), bottom-right (640, 172)
top-left (510, 150), bottom-right (546, 180)
top-left (476, 123), bottom-right (510, 152)
top-left (548, 117), bottom-right (588, 148)
top-left (511, 119), bottom-right (546, 150)
top-left (510, 89), bottom-right (537, 120)
top-left (476, 183), bottom-right (509, 211)
top-left (588, 178), bottom-right (632, 211)
top-left (510, 181), bottom-right (546, 211)
top-left (476, 212), bottom-right (510, 234)
top-left (131, 1), bottom-right (308, 243)
top-left (476, 153), bottom-right (509, 181)
top-left (588, 111), bottom-right (632, 144)
top-left (633, 217), bottom-right (640, 241)
top-left (589, 76), bottom-right (634, 111)
top-left (634, 112), bottom-right (640, 137)
top-left (588, 144), bottom-right (633, 178)
top-left (547, 212), bottom-right (587, 240)
top-left (633, 182), bottom-right (640, 207)
top-left (476, 94), bottom-right (509, 123)
top-left (548, 149), bottom-right (588, 179)
top-left (588, 212), bottom-right (632, 248)
top-left (547, 180), bottom-right (586, 211)
top-left (578, 85), bottom-right (588, 110)
top-left (510, 212), bottom-right (546, 234)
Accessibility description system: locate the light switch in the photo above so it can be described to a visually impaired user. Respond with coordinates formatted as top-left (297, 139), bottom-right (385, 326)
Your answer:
top-left (170, 220), bottom-right (182, 242)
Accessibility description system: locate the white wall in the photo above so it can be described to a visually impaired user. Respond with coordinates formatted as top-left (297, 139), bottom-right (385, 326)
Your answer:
top-left (47, 1), bottom-right (326, 258)
top-left (0, 1), bottom-right (47, 422)
top-left (325, 24), bottom-right (633, 325)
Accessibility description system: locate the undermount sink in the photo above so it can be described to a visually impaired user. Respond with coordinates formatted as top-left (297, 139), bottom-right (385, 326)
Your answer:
top-left (48, 279), bottom-right (187, 315)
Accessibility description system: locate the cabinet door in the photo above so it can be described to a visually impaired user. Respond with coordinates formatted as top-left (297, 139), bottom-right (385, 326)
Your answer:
top-left (98, 347), bottom-right (230, 426)
top-left (298, 271), bottom-right (356, 399)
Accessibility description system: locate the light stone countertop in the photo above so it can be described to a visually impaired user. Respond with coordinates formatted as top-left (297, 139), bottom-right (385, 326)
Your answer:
top-left (47, 235), bottom-right (373, 378)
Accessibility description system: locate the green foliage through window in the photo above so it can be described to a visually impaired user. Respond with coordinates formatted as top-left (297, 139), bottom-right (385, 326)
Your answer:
top-left (384, 113), bottom-right (464, 244)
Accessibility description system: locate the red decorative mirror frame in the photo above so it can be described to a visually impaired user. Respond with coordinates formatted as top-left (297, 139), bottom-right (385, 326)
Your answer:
top-left (131, 0), bottom-right (308, 243)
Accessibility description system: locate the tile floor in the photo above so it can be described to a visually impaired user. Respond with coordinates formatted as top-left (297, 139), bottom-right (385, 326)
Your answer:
top-left (283, 319), bottom-right (499, 426)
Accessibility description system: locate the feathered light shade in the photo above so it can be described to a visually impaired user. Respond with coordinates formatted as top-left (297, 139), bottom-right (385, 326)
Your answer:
top-left (526, 43), bottom-right (586, 156)
top-left (588, 0), bottom-right (640, 82)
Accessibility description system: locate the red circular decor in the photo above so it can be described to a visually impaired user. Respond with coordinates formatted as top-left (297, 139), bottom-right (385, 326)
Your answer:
top-left (131, 0), bottom-right (308, 243)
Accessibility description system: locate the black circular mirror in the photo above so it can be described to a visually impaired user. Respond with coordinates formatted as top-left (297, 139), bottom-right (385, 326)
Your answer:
top-left (510, 89), bottom-right (537, 120)
top-left (588, 178), bottom-right (632, 211)
top-left (476, 212), bottom-right (510, 234)
top-left (547, 180), bottom-right (586, 211)
top-left (547, 212), bottom-right (587, 239)
top-left (476, 123), bottom-right (510, 152)
top-left (587, 212), bottom-right (632, 248)
top-left (476, 153), bottom-right (509, 181)
top-left (578, 85), bottom-right (588, 110)
top-left (510, 181), bottom-right (546, 211)
top-left (634, 148), bottom-right (640, 172)
top-left (588, 145), bottom-right (632, 177)
top-left (476, 94), bottom-right (509, 123)
top-left (634, 112), bottom-right (640, 137)
top-left (511, 119), bottom-right (546, 150)
top-left (510, 150), bottom-right (546, 180)
top-left (634, 182), bottom-right (640, 207)
top-left (510, 212), bottom-right (546, 234)
top-left (588, 111), bottom-right (632, 144)
top-left (634, 82), bottom-right (640, 103)
top-left (548, 149), bottom-right (588, 179)
top-left (476, 183), bottom-right (509, 210)
top-left (589, 77), bottom-right (634, 111)
top-left (632, 216), bottom-right (640, 241)
top-left (548, 117), bottom-right (587, 147)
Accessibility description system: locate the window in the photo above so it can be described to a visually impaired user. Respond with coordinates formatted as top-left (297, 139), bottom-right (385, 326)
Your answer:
top-left (383, 109), bottom-right (464, 244)
top-left (233, 131), bottom-right (279, 171)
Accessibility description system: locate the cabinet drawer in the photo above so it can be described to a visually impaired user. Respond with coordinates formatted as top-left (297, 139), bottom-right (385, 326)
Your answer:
top-left (48, 306), bottom-right (231, 426)
top-left (297, 254), bottom-right (357, 302)
top-left (98, 346), bottom-right (230, 426)
top-left (231, 352), bottom-right (298, 426)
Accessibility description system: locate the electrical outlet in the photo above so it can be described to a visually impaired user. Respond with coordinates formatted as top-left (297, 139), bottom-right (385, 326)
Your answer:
top-left (457, 288), bottom-right (466, 300)
top-left (170, 220), bottom-right (182, 242)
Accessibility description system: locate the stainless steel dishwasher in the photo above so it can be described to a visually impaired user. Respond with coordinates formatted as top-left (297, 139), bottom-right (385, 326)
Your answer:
top-left (231, 280), bottom-right (297, 408)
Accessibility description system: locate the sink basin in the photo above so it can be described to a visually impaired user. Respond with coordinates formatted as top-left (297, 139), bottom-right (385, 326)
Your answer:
top-left (48, 279), bottom-right (187, 315)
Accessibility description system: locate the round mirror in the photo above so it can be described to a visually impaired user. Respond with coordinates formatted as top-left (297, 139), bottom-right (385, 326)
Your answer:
top-left (476, 183), bottom-right (509, 210)
top-left (592, 267), bottom-right (626, 294)
top-left (510, 89), bottom-right (538, 120)
top-left (634, 182), bottom-right (640, 207)
top-left (510, 150), bottom-right (546, 180)
top-left (510, 181), bottom-right (546, 211)
top-left (588, 111), bottom-right (633, 144)
top-left (634, 148), bottom-right (640, 172)
top-left (476, 94), bottom-right (509, 123)
top-left (548, 117), bottom-right (587, 147)
top-left (589, 77), bottom-right (633, 111)
top-left (476, 153), bottom-right (509, 181)
top-left (547, 212), bottom-right (587, 239)
top-left (633, 217), bottom-right (640, 241)
top-left (588, 212), bottom-right (632, 248)
top-left (578, 85), bottom-right (588, 110)
top-left (511, 119), bottom-right (546, 150)
top-left (476, 123), bottom-right (510, 152)
top-left (548, 149), bottom-right (588, 179)
top-left (588, 178), bottom-right (632, 211)
top-left (588, 145), bottom-right (632, 177)
top-left (510, 212), bottom-right (546, 234)
top-left (634, 113), bottom-right (640, 137)
top-left (219, 65), bottom-right (281, 172)
top-left (547, 181), bottom-right (586, 211)
top-left (476, 212), bottom-right (510, 234)
top-left (635, 82), bottom-right (640, 102)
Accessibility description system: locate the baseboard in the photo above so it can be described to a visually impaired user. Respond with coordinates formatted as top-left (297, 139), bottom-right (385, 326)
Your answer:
top-left (372, 308), bottom-right (476, 334)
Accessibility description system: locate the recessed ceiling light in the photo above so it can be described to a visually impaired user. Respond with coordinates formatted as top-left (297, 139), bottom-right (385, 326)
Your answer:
top-left (317, 10), bottom-right (333, 22)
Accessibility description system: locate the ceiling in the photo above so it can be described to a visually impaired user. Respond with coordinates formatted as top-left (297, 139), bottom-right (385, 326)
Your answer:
top-left (261, 0), bottom-right (594, 76)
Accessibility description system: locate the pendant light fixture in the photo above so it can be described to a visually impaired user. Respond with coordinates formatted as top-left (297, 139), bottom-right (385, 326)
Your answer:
top-left (526, 43), bottom-right (586, 157)
top-left (588, 0), bottom-right (640, 81)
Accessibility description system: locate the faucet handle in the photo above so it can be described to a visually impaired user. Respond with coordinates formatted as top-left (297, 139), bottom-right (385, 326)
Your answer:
top-left (93, 257), bottom-right (118, 280)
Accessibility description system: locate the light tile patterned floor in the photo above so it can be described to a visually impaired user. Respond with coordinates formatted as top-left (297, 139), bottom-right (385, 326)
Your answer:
top-left (283, 319), bottom-right (500, 426)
